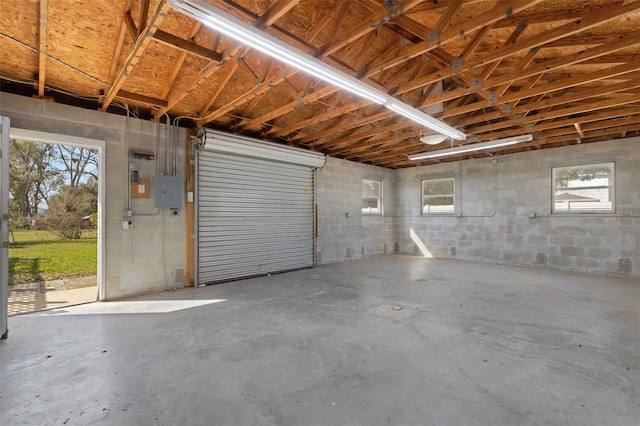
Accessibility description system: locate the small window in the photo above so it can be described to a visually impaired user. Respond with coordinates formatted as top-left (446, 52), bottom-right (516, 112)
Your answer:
top-left (362, 179), bottom-right (382, 215)
top-left (552, 162), bottom-right (614, 213)
top-left (422, 178), bottom-right (455, 214)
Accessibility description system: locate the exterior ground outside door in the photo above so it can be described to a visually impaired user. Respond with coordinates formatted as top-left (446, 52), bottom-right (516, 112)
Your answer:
top-left (196, 130), bottom-right (325, 285)
top-left (1, 116), bottom-right (10, 339)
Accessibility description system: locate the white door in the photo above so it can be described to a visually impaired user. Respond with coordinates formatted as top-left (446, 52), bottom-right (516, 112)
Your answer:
top-left (1, 116), bottom-right (10, 339)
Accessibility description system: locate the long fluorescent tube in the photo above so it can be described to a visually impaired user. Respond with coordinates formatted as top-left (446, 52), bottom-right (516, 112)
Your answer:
top-left (167, 0), bottom-right (466, 141)
top-left (385, 99), bottom-right (466, 140)
top-left (408, 134), bottom-right (533, 160)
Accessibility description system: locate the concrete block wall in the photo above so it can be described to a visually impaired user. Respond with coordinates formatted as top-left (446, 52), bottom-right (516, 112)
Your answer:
top-left (316, 157), bottom-right (395, 265)
top-left (395, 137), bottom-right (640, 278)
top-left (0, 93), bottom-right (187, 299)
top-left (3, 92), bottom-right (636, 289)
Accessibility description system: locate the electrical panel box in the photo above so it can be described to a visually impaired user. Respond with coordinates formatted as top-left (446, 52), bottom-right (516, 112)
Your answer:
top-left (155, 175), bottom-right (184, 209)
top-left (132, 180), bottom-right (150, 198)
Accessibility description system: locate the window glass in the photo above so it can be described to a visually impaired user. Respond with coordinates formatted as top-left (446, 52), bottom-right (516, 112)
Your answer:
top-left (422, 178), bottom-right (454, 214)
top-left (552, 163), bottom-right (614, 213)
top-left (362, 180), bottom-right (382, 214)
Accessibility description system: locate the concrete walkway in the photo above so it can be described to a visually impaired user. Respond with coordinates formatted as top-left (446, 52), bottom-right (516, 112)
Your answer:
top-left (8, 276), bottom-right (97, 316)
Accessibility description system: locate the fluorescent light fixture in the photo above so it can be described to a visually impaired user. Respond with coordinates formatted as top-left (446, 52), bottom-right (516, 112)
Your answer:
top-left (385, 99), bottom-right (465, 140)
top-left (408, 134), bottom-right (533, 160)
top-left (167, 0), bottom-right (466, 141)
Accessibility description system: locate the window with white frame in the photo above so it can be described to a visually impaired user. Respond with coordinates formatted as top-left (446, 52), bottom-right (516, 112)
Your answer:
top-left (552, 162), bottom-right (614, 213)
top-left (362, 179), bottom-right (382, 215)
top-left (422, 178), bottom-right (455, 214)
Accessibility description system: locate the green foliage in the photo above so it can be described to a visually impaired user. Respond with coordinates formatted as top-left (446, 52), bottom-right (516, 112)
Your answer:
top-left (44, 214), bottom-right (84, 239)
top-left (9, 139), bottom-right (62, 220)
top-left (424, 196), bottom-right (454, 206)
top-left (46, 184), bottom-right (97, 239)
top-left (89, 212), bottom-right (98, 225)
top-left (423, 179), bottom-right (454, 196)
top-left (8, 231), bottom-right (97, 285)
top-left (48, 185), bottom-right (96, 216)
top-left (554, 165), bottom-right (611, 190)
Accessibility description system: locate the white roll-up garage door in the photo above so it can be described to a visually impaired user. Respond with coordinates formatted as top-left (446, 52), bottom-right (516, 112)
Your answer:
top-left (197, 130), bottom-right (325, 284)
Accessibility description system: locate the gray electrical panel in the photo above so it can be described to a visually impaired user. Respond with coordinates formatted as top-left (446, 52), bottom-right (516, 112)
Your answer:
top-left (155, 175), bottom-right (184, 209)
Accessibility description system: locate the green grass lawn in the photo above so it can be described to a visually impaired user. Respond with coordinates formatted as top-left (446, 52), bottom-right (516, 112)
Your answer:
top-left (9, 230), bottom-right (97, 284)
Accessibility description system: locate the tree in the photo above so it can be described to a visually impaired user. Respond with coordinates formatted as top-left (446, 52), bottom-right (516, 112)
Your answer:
top-left (46, 184), bottom-right (97, 239)
top-left (9, 140), bottom-right (62, 221)
top-left (7, 201), bottom-right (23, 244)
top-left (554, 165), bottom-right (611, 190)
top-left (53, 145), bottom-right (98, 187)
top-left (9, 140), bottom-right (99, 239)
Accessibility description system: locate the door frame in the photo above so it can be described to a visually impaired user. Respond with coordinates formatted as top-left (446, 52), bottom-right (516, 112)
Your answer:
top-left (1, 116), bottom-right (9, 339)
top-left (9, 128), bottom-right (106, 302)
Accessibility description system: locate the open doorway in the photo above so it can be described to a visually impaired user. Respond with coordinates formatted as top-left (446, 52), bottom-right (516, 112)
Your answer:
top-left (7, 129), bottom-right (105, 315)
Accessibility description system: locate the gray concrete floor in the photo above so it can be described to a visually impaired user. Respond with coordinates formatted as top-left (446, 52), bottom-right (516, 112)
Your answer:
top-left (1, 255), bottom-right (638, 426)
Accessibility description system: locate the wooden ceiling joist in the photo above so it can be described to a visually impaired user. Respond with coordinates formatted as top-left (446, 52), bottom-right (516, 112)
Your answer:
top-left (366, 0), bottom-right (545, 76)
top-left (138, 0), bottom-right (150, 36)
top-left (37, 0), bottom-right (48, 98)
top-left (393, 1), bottom-right (640, 98)
top-left (108, 0), bottom-right (133, 82)
top-left (116, 89), bottom-right (168, 108)
top-left (156, 0), bottom-right (302, 120)
top-left (197, 0), bottom-right (424, 127)
top-left (159, 22), bottom-right (202, 101)
top-left (315, 0), bottom-right (424, 58)
top-left (3, 0), bottom-right (639, 168)
top-left (443, 59), bottom-right (640, 121)
top-left (100, 0), bottom-right (171, 111)
top-left (458, 79), bottom-right (640, 129)
top-left (153, 29), bottom-right (221, 62)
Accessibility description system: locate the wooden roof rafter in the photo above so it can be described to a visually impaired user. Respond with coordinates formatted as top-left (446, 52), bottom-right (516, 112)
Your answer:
top-left (459, 79), bottom-right (640, 130)
top-left (457, 99), bottom-right (640, 144)
top-left (159, 21), bottom-right (203, 101)
top-left (414, 29), bottom-right (640, 116)
top-left (196, 0), bottom-right (425, 127)
top-left (37, 0), bottom-right (48, 98)
top-left (2, 0), bottom-right (639, 168)
top-left (156, 0), bottom-right (302, 120)
top-left (298, 107), bottom-right (393, 146)
top-left (365, 0), bottom-right (546, 76)
top-left (235, 60), bottom-right (280, 123)
top-left (253, 0), bottom-right (546, 143)
top-left (100, 0), bottom-right (171, 111)
top-left (393, 1), bottom-right (640, 99)
top-left (108, 0), bottom-right (134, 82)
top-left (489, 0), bottom-right (626, 29)
top-left (443, 58), bottom-right (640, 122)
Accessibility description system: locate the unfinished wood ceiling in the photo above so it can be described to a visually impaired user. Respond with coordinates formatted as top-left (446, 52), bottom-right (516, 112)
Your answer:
top-left (2, 0), bottom-right (639, 167)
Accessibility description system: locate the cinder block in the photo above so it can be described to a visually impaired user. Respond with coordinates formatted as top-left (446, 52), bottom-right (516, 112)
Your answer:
top-left (587, 248), bottom-right (614, 259)
top-left (547, 255), bottom-right (572, 266)
top-left (550, 236), bottom-right (573, 246)
top-left (575, 257), bottom-right (602, 269)
top-left (528, 235), bottom-right (548, 245)
top-left (560, 246), bottom-right (585, 256)
top-left (552, 226), bottom-right (587, 236)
